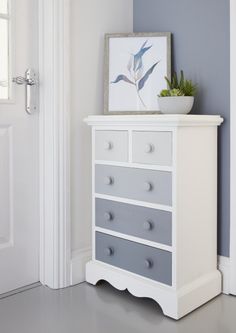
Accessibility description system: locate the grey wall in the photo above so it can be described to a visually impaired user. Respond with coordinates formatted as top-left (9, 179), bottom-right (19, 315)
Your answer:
top-left (134, 0), bottom-right (230, 256)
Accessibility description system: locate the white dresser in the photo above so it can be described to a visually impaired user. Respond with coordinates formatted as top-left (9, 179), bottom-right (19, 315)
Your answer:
top-left (84, 115), bottom-right (223, 319)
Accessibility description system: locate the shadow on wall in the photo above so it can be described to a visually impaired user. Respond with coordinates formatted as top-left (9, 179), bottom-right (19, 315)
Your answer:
top-left (133, 0), bottom-right (230, 257)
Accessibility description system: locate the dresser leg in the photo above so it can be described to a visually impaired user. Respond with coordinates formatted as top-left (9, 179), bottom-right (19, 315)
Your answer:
top-left (86, 260), bottom-right (222, 320)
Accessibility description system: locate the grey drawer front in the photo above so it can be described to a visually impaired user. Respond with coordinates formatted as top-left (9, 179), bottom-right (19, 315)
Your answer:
top-left (95, 165), bottom-right (172, 206)
top-left (132, 131), bottom-right (172, 166)
top-left (96, 232), bottom-right (172, 285)
top-left (96, 199), bottom-right (172, 246)
top-left (95, 130), bottom-right (128, 162)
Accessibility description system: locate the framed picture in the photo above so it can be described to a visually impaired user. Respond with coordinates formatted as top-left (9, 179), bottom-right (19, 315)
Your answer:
top-left (104, 32), bottom-right (171, 115)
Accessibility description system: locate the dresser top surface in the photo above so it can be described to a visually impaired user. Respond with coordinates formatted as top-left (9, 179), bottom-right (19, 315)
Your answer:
top-left (84, 114), bottom-right (223, 127)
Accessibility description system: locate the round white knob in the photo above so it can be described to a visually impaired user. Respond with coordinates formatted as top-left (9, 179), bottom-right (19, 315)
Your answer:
top-left (144, 143), bottom-right (154, 153)
top-left (143, 182), bottom-right (152, 192)
top-left (143, 220), bottom-right (153, 231)
top-left (145, 259), bottom-right (153, 269)
top-left (104, 176), bottom-right (113, 185)
top-left (104, 141), bottom-right (113, 150)
top-left (104, 212), bottom-right (113, 221)
top-left (105, 247), bottom-right (114, 256)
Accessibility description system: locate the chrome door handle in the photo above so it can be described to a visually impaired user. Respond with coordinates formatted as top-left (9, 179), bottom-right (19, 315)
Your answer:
top-left (12, 69), bottom-right (38, 114)
top-left (13, 76), bottom-right (36, 86)
top-left (12, 77), bottom-right (26, 85)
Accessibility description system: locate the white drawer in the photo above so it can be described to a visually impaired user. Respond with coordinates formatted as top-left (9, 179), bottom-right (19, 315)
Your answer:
top-left (132, 131), bottom-right (172, 166)
top-left (95, 130), bottom-right (128, 162)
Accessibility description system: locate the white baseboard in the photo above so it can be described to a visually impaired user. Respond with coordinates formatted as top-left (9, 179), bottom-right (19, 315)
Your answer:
top-left (218, 255), bottom-right (231, 294)
top-left (70, 247), bottom-right (92, 285)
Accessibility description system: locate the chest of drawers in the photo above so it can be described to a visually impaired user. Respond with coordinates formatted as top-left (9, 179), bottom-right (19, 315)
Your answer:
top-left (84, 115), bottom-right (223, 319)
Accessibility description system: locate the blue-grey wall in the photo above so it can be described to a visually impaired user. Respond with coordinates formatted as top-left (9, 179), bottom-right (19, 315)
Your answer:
top-left (134, 0), bottom-right (230, 257)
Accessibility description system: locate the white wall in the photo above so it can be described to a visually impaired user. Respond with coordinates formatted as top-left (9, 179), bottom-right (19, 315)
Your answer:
top-left (70, 0), bottom-right (133, 254)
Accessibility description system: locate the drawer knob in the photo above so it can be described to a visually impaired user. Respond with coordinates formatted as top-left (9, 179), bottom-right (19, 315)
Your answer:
top-left (104, 212), bottom-right (113, 221)
top-left (143, 182), bottom-right (152, 192)
top-left (145, 259), bottom-right (153, 269)
top-left (105, 247), bottom-right (114, 256)
top-left (104, 176), bottom-right (113, 185)
top-left (145, 143), bottom-right (154, 153)
top-left (104, 141), bottom-right (113, 150)
top-left (143, 220), bottom-right (153, 231)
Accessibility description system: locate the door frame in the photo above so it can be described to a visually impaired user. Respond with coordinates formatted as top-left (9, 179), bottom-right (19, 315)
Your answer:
top-left (230, 0), bottom-right (236, 295)
top-left (38, 0), bottom-right (71, 289)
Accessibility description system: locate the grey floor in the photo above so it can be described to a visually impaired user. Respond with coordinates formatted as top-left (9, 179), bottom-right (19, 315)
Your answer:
top-left (0, 282), bottom-right (236, 333)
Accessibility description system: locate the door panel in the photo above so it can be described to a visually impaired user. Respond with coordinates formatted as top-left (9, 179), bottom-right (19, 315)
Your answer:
top-left (0, 126), bottom-right (11, 244)
top-left (0, 0), bottom-right (39, 294)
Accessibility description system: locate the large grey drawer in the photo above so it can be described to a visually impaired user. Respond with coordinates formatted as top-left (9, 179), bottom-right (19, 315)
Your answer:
top-left (96, 232), bottom-right (172, 285)
top-left (95, 165), bottom-right (172, 206)
top-left (96, 199), bottom-right (172, 246)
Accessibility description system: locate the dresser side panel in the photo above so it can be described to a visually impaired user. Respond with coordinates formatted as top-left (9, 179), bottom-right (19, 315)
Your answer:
top-left (175, 126), bottom-right (218, 289)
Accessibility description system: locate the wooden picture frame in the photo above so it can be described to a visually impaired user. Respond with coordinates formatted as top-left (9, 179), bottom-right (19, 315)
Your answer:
top-left (104, 32), bottom-right (171, 115)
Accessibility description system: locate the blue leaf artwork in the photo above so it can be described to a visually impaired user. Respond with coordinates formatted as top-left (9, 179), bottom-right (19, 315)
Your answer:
top-left (111, 74), bottom-right (135, 85)
top-left (138, 62), bottom-right (160, 91)
top-left (111, 40), bottom-right (160, 108)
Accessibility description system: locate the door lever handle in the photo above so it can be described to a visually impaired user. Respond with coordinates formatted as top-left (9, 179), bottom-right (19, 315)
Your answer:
top-left (12, 76), bottom-right (26, 85)
top-left (12, 69), bottom-right (38, 114)
top-left (13, 76), bottom-right (36, 86)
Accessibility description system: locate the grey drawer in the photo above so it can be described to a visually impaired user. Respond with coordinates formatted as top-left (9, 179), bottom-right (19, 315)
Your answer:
top-left (96, 199), bottom-right (172, 246)
top-left (95, 165), bottom-right (172, 206)
top-left (96, 232), bottom-right (172, 285)
top-left (95, 130), bottom-right (128, 162)
top-left (132, 131), bottom-right (172, 166)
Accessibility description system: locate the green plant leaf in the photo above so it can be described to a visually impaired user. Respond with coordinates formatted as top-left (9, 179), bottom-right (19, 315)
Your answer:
top-left (172, 72), bottom-right (178, 89)
top-left (165, 76), bottom-right (172, 90)
top-left (159, 89), bottom-right (171, 97)
top-left (179, 70), bottom-right (184, 90)
top-left (161, 71), bottom-right (197, 97)
top-left (170, 88), bottom-right (184, 96)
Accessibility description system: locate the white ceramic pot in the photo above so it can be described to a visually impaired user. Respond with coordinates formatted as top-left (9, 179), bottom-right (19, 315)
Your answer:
top-left (158, 96), bottom-right (194, 114)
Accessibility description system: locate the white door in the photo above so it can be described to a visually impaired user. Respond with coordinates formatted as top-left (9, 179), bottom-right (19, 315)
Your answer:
top-left (0, 0), bottom-right (39, 294)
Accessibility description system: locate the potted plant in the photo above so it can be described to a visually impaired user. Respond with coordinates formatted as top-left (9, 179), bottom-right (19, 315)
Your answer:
top-left (158, 71), bottom-right (197, 114)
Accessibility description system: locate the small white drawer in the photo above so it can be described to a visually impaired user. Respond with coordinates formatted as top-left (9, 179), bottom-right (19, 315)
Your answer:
top-left (132, 131), bottom-right (172, 166)
top-left (95, 130), bottom-right (128, 162)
